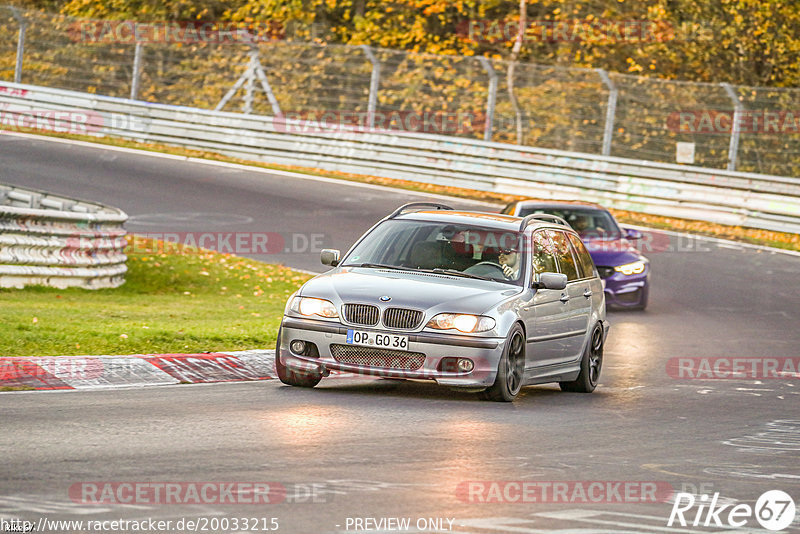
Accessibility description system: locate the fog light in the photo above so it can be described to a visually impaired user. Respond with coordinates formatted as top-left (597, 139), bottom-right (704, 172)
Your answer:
top-left (290, 340), bottom-right (306, 354)
top-left (457, 358), bottom-right (474, 372)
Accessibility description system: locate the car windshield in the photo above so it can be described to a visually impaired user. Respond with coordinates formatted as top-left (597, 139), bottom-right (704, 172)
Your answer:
top-left (341, 220), bottom-right (525, 285)
top-left (519, 207), bottom-right (622, 240)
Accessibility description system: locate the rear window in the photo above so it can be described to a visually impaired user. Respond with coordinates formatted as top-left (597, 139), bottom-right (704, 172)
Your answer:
top-left (531, 231), bottom-right (558, 275)
top-left (546, 230), bottom-right (579, 281)
top-left (568, 233), bottom-right (596, 279)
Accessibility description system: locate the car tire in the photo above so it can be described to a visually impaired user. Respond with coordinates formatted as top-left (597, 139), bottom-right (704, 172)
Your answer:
top-left (560, 323), bottom-right (603, 393)
top-left (275, 328), bottom-right (322, 388)
top-left (482, 324), bottom-right (525, 402)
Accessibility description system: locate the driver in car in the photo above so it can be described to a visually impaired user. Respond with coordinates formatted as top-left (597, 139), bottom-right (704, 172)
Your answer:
top-left (571, 214), bottom-right (590, 234)
top-left (570, 214), bottom-right (605, 238)
top-left (498, 249), bottom-right (520, 279)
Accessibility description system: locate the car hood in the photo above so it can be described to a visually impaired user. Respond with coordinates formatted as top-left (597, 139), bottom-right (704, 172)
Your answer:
top-left (299, 267), bottom-right (520, 314)
top-left (583, 237), bottom-right (642, 267)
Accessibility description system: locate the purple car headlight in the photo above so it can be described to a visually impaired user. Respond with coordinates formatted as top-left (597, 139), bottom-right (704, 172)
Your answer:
top-left (614, 259), bottom-right (647, 276)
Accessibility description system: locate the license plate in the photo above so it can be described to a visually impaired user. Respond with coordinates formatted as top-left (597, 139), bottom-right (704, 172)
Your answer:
top-left (346, 329), bottom-right (409, 350)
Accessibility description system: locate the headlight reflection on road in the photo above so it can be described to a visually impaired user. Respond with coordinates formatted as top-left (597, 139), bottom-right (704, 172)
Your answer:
top-left (260, 405), bottom-right (356, 446)
top-left (603, 320), bottom-right (660, 404)
top-left (421, 418), bottom-right (507, 481)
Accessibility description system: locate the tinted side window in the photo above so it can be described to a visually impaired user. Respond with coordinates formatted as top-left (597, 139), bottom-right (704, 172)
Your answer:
top-left (567, 233), bottom-right (596, 279)
top-left (531, 231), bottom-right (558, 275)
top-left (500, 202), bottom-right (517, 215)
top-left (546, 230), bottom-right (579, 281)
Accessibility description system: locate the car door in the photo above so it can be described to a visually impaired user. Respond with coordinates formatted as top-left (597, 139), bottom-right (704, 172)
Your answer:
top-left (522, 230), bottom-right (573, 372)
top-left (545, 230), bottom-right (587, 362)
top-left (566, 232), bottom-right (596, 353)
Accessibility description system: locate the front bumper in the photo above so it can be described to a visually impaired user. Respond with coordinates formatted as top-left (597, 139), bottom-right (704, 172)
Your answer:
top-left (278, 316), bottom-right (505, 388)
top-left (603, 271), bottom-right (649, 308)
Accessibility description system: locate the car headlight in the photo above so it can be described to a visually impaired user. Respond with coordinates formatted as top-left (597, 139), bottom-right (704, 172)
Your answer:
top-left (290, 297), bottom-right (339, 318)
top-left (426, 313), bottom-right (496, 333)
top-left (614, 260), bottom-right (647, 276)
top-left (284, 291), bottom-right (298, 315)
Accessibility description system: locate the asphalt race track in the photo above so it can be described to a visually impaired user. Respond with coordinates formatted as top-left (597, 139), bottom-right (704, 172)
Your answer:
top-left (2, 133), bottom-right (799, 533)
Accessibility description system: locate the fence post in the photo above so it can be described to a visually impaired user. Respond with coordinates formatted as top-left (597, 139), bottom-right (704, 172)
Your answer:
top-left (721, 82), bottom-right (741, 172)
top-left (254, 64), bottom-right (281, 116)
top-left (247, 40), bottom-right (281, 116)
top-left (244, 51), bottom-right (256, 114)
top-left (596, 69), bottom-right (617, 157)
top-left (130, 41), bottom-right (143, 100)
top-left (215, 76), bottom-right (246, 112)
top-left (214, 44), bottom-right (281, 116)
top-left (360, 45), bottom-right (380, 129)
top-left (477, 57), bottom-right (497, 142)
top-left (10, 8), bottom-right (26, 84)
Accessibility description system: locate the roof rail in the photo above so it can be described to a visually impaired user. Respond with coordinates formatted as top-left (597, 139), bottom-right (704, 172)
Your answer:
top-left (388, 202), bottom-right (454, 219)
top-left (519, 213), bottom-right (570, 231)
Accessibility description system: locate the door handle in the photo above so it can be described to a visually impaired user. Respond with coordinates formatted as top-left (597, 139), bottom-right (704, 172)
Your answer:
top-left (559, 294), bottom-right (570, 303)
top-left (583, 289), bottom-right (593, 298)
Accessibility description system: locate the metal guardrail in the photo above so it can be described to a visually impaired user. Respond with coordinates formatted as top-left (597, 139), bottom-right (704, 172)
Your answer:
top-left (0, 182), bottom-right (128, 289)
top-left (4, 7), bottom-right (800, 177)
top-left (1, 81), bottom-right (799, 235)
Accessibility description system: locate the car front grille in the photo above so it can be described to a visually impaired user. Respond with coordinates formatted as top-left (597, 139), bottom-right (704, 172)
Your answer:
top-left (330, 345), bottom-right (426, 371)
top-left (596, 266), bottom-right (615, 279)
top-left (616, 289), bottom-right (642, 304)
top-left (342, 304), bottom-right (379, 326)
top-left (382, 308), bottom-right (424, 330)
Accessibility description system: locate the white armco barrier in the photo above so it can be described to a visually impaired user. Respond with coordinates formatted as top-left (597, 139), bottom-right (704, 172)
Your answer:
top-left (1, 81), bottom-right (799, 234)
top-left (0, 183), bottom-right (128, 289)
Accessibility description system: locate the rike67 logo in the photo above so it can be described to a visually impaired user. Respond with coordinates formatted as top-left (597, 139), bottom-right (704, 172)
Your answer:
top-left (668, 490), bottom-right (796, 531)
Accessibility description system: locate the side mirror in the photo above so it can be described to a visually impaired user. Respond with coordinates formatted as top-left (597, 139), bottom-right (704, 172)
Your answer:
top-left (625, 228), bottom-right (643, 240)
top-left (320, 249), bottom-right (340, 267)
top-left (535, 272), bottom-right (567, 290)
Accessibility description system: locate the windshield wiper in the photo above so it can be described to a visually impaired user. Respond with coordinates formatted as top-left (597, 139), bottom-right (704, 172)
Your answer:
top-left (352, 262), bottom-right (410, 271)
top-left (352, 264), bottom-right (495, 282)
top-left (428, 268), bottom-right (494, 281)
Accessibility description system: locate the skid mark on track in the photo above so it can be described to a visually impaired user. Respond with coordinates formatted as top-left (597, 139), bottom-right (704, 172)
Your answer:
top-left (704, 464), bottom-right (800, 483)
top-left (724, 419), bottom-right (800, 453)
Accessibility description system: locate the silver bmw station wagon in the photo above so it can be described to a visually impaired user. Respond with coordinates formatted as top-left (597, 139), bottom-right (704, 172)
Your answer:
top-left (276, 203), bottom-right (608, 401)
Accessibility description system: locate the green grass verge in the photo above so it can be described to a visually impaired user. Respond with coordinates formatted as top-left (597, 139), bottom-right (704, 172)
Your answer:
top-left (0, 238), bottom-right (311, 357)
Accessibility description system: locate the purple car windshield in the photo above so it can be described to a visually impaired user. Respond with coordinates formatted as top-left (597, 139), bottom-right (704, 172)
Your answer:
top-left (520, 208), bottom-right (622, 240)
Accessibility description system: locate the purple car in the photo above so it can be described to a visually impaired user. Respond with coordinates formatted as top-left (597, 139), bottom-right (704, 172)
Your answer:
top-left (502, 201), bottom-right (650, 310)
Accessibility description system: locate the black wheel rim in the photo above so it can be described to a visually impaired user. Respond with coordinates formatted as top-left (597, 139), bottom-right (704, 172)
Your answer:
top-left (588, 326), bottom-right (603, 386)
top-left (506, 331), bottom-right (525, 395)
